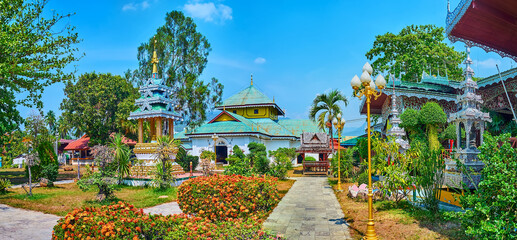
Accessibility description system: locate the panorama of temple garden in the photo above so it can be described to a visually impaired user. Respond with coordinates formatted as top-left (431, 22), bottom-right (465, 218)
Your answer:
top-left (1, 0), bottom-right (517, 239)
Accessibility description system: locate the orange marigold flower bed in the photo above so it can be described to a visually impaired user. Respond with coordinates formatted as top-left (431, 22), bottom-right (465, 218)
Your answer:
top-left (177, 174), bottom-right (280, 221)
top-left (52, 201), bottom-right (282, 240)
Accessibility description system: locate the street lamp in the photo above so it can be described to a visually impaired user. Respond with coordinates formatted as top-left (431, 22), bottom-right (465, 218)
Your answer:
top-left (332, 113), bottom-right (345, 191)
top-left (350, 62), bottom-right (386, 240)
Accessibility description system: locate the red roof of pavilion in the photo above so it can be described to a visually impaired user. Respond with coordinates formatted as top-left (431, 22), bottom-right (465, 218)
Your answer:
top-left (447, 0), bottom-right (517, 60)
top-left (109, 133), bottom-right (137, 146)
top-left (331, 138), bottom-right (345, 150)
top-left (64, 135), bottom-right (90, 151)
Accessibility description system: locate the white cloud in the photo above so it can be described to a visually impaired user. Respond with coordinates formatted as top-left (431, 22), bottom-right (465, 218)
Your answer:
top-left (183, 1), bottom-right (233, 23)
top-left (122, 1), bottom-right (150, 11)
top-left (254, 57), bottom-right (266, 64)
top-left (474, 58), bottom-right (502, 68)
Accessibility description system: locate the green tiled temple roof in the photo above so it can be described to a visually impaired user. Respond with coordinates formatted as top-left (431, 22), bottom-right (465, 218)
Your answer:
top-left (185, 111), bottom-right (322, 138)
top-left (221, 85), bottom-right (273, 106)
top-left (477, 67), bottom-right (517, 88)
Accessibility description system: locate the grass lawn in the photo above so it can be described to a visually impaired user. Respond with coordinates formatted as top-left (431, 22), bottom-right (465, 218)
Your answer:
top-left (287, 165), bottom-right (304, 178)
top-left (0, 183), bottom-right (177, 216)
top-left (277, 179), bottom-right (295, 199)
top-left (0, 166), bottom-right (85, 185)
top-left (329, 180), bottom-right (468, 240)
top-left (0, 176), bottom-right (295, 217)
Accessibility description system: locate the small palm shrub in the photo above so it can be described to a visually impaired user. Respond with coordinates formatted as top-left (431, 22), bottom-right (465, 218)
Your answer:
top-left (0, 178), bottom-right (12, 194)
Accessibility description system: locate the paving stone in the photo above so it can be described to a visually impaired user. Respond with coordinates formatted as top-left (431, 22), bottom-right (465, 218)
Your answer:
top-left (263, 177), bottom-right (352, 240)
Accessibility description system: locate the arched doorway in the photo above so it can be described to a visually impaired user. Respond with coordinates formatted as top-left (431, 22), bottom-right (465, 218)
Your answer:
top-left (214, 139), bottom-right (229, 164)
top-left (216, 145), bottom-right (228, 164)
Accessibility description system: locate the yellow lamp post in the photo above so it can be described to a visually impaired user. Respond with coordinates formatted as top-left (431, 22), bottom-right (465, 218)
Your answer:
top-left (332, 113), bottom-right (345, 191)
top-left (350, 62), bottom-right (386, 240)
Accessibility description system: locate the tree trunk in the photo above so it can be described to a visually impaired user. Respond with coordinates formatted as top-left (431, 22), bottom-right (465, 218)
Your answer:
top-left (28, 164), bottom-right (32, 196)
top-left (329, 125), bottom-right (335, 154)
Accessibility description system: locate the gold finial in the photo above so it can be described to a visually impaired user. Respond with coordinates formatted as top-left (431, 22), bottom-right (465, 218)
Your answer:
top-left (273, 96), bottom-right (275, 103)
top-left (151, 38), bottom-right (159, 75)
top-left (223, 105), bottom-right (226, 111)
top-left (251, 74), bottom-right (253, 86)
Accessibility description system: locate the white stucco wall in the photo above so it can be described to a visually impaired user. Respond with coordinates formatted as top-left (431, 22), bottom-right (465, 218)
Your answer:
top-left (189, 135), bottom-right (300, 162)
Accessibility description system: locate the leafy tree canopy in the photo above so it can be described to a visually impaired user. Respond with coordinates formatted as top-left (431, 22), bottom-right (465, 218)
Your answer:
top-left (366, 24), bottom-right (464, 82)
top-left (0, 0), bottom-right (81, 136)
top-left (60, 72), bottom-right (139, 145)
top-left (129, 11), bottom-right (223, 128)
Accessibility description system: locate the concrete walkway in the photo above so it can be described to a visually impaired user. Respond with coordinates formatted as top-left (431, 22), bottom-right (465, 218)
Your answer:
top-left (143, 201), bottom-right (183, 215)
top-left (0, 204), bottom-right (60, 240)
top-left (263, 177), bottom-right (352, 240)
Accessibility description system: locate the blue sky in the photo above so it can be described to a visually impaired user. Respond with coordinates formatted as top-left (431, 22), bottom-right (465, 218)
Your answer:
top-left (17, 0), bottom-right (516, 136)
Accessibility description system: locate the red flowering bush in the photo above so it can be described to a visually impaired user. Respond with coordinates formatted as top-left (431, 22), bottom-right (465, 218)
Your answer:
top-left (52, 202), bottom-right (281, 240)
top-left (177, 174), bottom-right (280, 221)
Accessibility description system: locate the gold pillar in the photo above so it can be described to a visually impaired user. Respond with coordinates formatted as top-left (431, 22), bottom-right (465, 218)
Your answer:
top-left (150, 118), bottom-right (156, 141)
top-left (156, 117), bottom-right (162, 139)
top-left (138, 119), bottom-right (143, 143)
top-left (168, 119), bottom-right (174, 138)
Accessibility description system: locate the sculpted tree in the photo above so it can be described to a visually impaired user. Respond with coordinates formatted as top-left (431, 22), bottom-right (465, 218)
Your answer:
top-left (60, 72), bottom-right (139, 145)
top-left (366, 25), bottom-right (464, 82)
top-left (130, 11), bottom-right (223, 128)
top-left (0, 0), bottom-right (81, 138)
top-left (419, 102), bottom-right (447, 151)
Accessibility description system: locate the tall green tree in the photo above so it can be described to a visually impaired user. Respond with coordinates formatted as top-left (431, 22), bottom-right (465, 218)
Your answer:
top-left (60, 72), bottom-right (139, 145)
top-left (0, 0), bottom-right (81, 137)
top-left (45, 110), bottom-right (57, 136)
top-left (308, 89), bottom-right (348, 152)
top-left (366, 24), bottom-right (464, 82)
top-left (130, 11), bottom-right (223, 128)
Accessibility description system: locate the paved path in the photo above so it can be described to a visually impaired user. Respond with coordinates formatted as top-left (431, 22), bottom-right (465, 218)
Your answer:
top-left (263, 177), bottom-right (352, 240)
top-left (143, 201), bottom-right (183, 215)
top-left (0, 204), bottom-right (60, 240)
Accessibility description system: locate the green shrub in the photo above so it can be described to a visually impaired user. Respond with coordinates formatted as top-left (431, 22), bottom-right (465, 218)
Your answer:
top-left (224, 157), bottom-right (254, 176)
top-left (40, 163), bottom-right (59, 186)
top-left (356, 171), bottom-right (369, 186)
top-left (331, 148), bottom-right (355, 180)
top-left (25, 140), bottom-right (58, 181)
top-left (0, 178), bottom-right (12, 194)
top-left (177, 175), bottom-right (280, 221)
top-left (175, 147), bottom-right (199, 172)
top-left (304, 156), bottom-right (317, 161)
top-left (460, 134), bottom-right (517, 239)
top-left (248, 142), bottom-right (269, 174)
top-left (52, 202), bottom-right (281, 240)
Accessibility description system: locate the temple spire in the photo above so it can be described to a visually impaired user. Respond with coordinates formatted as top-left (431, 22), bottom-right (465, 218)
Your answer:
top-left (447, 0), bottom-right (450, 13)
top-left (151, 38), bottom-right (159, 78)
top-left (251, 74), bottom-right (253, 86)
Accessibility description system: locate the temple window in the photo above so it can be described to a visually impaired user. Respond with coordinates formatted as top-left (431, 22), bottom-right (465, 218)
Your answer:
top-left (254, 109), bottom-right (259, 114)
top-left (233, 110), bottom-right (236, 113)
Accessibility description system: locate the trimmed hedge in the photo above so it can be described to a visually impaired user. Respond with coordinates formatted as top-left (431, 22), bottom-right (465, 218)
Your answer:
top-left (177, 174), bottom-right (280, 221)
top-left (52, 202), bottom-right (281, 240)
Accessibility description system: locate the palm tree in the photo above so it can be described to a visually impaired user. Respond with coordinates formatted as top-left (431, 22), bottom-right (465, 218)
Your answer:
top-left (45, 110), bottom-right (57, 136)
top-left (308, 89), bottom-right (348, 153)
top-left (154, 135), bottom-right (180, 189)
top-left (110, 133), bottom-right (132, 184)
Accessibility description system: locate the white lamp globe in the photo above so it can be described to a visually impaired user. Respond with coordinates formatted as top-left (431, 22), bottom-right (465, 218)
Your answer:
top-left (351, 75), bottom-right (361, 88)
top-left (337, 113), bottom-right (342, 120)
top-left (360, 71), bottom-right (372, 84)
top-left (332, 118), bottom-right (338, 125)
top-left (370, 80), bottom-right (376, 89)
top-left (363, 62), bottom-right (373, 75)
top-left (375, 75), bottom-right (386, 89)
